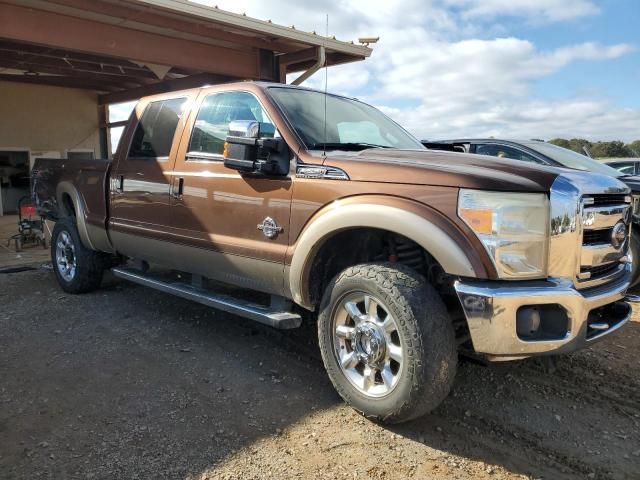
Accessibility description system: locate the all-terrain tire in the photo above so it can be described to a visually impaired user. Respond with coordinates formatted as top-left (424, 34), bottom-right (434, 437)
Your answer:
top-left (51, 217), bottom-right (109, 294)
top-left (317, 263), bottom-right (457, 424)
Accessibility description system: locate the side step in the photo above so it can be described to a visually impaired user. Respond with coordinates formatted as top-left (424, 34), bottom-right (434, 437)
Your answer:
top-left (111, 267), bottom-right (302, 329)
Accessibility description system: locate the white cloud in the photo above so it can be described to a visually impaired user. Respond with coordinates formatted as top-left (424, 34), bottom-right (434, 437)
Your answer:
top-left (191, 0), bottom-right (639, 142)
top-left (394, 99), bottom-right (640, 142)
top-left (444, 0), bottom-right (599, 22)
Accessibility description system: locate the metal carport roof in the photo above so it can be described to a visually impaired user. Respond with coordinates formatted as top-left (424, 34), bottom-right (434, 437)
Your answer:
top-left (0, 0), bottom-right (373, 104)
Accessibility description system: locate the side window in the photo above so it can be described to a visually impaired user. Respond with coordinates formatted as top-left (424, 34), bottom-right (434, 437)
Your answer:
top-left (188, 91), bottom-right (276, 159)
top-left (475, 144), bottom-right (540, 164)
top-left (128, 98), bottom-right (186, 159)
top-left (612, 163), bottom-right (634, 175)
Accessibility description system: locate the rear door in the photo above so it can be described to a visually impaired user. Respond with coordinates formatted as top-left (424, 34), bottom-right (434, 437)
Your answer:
top-left (109, 94), bottom-right (192, 257)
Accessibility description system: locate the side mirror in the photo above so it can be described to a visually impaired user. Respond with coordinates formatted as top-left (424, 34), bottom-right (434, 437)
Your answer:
top-left (223, 120), bottom-right (289, 176)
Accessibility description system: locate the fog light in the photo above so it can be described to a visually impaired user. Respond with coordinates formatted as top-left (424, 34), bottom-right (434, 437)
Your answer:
top-left (516, 304), bottom-right (568, 341)
top-left (516, 307), bottom-right (541, 337)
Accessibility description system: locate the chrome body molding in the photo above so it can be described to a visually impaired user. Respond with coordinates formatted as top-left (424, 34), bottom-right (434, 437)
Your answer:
top-left (547, 175), bottom-right (582, 280)
top-left (457, 171), bottom-right (633, 359)
top-left (296, 164), bottom-right (349, 180)
top-left (548, 172), bottom-right (631, 289)
top-left (454, 265), bottom-right (632, 358)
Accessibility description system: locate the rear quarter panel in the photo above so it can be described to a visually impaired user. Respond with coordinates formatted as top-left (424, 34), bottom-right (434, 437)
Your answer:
top-left (32, 158), bottom-right (113, 252)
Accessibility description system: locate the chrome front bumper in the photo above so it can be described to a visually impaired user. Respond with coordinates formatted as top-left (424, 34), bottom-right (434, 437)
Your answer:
top-left (454, 266), bottom-right (632, 360)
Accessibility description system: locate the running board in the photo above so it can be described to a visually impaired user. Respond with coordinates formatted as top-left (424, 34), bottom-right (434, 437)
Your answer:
top-left (111, 267), bottom-right (301, 329)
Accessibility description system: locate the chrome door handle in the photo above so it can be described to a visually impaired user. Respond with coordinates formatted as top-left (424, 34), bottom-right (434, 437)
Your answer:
top-left (172, 177), bottom-right (184, 199)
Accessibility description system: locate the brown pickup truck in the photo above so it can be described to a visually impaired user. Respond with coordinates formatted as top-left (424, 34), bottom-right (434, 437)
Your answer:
top-left (33, 81), bottom-right (634, 423)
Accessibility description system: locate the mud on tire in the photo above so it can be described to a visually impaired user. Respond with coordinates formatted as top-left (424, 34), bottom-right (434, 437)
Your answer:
top-left (51, 217), bottom-right (109, 294)
top-left (317, 263), bottom-right (457, 424)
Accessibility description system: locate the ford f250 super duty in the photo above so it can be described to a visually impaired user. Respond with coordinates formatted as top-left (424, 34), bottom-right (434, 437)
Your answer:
top-left (32, 82), bottom-right (635, 423)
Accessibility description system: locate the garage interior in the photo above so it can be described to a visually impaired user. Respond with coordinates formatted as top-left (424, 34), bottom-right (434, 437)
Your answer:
top-left (0, 0), bottom-right (371, 216)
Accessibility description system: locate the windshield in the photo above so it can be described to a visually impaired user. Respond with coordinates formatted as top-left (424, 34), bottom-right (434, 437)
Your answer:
top-left (267, 87), bottom-right (424, 151)
top-left (525, 142), bottom-right (624, 177)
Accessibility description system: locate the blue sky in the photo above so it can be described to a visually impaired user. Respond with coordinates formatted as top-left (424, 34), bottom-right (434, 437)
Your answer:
top-left (112, 0), bottom-right (640, 146)
top-left (521, 0), bottom-right (640, 108)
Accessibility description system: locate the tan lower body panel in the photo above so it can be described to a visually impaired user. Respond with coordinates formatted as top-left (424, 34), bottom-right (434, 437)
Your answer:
top-left (110, 231), bottom-right (286, 297)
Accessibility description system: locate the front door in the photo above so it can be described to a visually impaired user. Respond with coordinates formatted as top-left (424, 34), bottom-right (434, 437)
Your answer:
top-left (109, 94), bottom-right (192, 260)
top-left (169, 89), bottom-right (294, 295)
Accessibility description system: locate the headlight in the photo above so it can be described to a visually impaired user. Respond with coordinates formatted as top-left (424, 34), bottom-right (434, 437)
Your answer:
top-left (458, 189), bottom-right (549, 279)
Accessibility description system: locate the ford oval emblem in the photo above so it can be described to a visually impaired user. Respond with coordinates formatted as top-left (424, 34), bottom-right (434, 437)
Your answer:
top-left (611, 221), bottom-right (627, 249)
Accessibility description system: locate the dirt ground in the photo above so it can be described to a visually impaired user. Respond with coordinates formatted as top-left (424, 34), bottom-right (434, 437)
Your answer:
top-left (0, 215), bottom-right (51, 270)
top-left (1, 268), bottom-right (639, 480)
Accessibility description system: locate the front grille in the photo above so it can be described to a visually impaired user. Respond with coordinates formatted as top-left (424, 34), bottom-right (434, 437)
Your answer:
top-left (586, 302), bottom-right (630, 339)
top-left (577, 194), bottom-right (630, 289)
top-left (586, 194), bottom-right (629, 207)
top-left (581, 262), bottom-right (620, 278)
top-left (582, 229), bottom-right (611, 245)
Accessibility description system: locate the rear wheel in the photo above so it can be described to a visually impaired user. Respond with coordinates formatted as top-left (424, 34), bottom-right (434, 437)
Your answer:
top-left (51, 217), bottom-right (108, 293)
top-left (317, 263), bottom-right (457, 423)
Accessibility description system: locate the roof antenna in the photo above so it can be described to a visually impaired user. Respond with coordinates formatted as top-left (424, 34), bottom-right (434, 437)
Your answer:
top-left (323, 13), bottom-right (328, 158)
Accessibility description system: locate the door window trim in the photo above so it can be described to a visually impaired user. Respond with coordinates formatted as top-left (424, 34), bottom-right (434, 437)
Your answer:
top-left (185, 90), bottom-right (277, 162)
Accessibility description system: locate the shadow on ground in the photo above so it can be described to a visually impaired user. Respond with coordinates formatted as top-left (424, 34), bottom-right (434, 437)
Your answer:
top-left (1, 270), bottom-right (638, 479)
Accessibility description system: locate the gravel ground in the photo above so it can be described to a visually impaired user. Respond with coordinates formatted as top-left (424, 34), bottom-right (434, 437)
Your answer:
top-left (1, 268), bottom-right (639, 480)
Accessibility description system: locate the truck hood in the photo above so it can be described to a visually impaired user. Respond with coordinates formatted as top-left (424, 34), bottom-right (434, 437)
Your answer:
top-left (323, 148), bottom-right (562, 192)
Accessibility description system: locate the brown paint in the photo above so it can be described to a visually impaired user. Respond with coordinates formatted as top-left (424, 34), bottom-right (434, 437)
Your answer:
top-left (33, 82), bottom-right (566, 300)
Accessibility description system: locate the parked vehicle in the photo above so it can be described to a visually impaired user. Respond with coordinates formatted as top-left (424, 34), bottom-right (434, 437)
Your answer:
top-left (33, 83), bottom-right (634, 423)
top-left (604, 158), bottom-right (640, 176)
top-left (423, 139), bottom-right (640, 286)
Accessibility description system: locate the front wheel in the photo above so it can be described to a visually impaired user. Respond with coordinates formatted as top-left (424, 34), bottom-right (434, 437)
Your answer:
top-left (51, 217), bottom-right (108, 293)
top-left (317, 263), bottom-right (457, 424)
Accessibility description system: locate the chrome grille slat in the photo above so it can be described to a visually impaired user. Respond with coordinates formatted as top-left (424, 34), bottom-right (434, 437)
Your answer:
top-left (581, 241), bottom-right (628, 268)
top-left (583, 204), bottom-right (630, 230)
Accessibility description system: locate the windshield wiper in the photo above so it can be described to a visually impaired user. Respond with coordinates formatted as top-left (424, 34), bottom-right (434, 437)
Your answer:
top-left (307, 142), bottom-right (392, 151)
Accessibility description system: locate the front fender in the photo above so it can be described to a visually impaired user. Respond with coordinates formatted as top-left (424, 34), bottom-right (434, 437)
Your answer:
top-left (286, 196), bottom-right (488, 309)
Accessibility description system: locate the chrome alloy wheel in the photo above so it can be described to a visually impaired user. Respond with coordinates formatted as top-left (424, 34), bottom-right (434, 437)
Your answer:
top-left (332, 292), bottom-right (404, 397)
top-left (55, 231), bottom-right (77, 282)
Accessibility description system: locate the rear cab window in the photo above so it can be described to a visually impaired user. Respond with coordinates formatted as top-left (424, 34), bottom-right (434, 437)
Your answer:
top-left (128, 97), bottom-right (187, 160)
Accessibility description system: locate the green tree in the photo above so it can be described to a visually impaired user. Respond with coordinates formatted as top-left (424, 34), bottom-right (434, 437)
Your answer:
top-left (568, 138), bottom-right (592, 155)
top-left (549, 138), bottom-right (571, 149)
top-left (590, 141), bottom-right (632, 159)
top-left (627, 140), bottom-right (640, 156)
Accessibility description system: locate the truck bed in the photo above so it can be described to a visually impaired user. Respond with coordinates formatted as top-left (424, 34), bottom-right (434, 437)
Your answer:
top-left (31, 157), bottom-right (112, 248)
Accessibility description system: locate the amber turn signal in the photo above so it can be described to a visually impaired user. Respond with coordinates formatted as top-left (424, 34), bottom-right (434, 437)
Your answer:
top-left (223, 141), bottom-right (229, 159)
top-left (459, 208), bottom-right (493, 235)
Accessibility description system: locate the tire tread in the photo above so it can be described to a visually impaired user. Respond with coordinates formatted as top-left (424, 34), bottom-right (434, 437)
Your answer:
top-left (318, 262), bottom-right (457, 424)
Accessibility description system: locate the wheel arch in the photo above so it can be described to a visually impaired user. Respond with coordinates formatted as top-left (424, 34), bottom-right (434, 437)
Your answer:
top-left (287, 196), bottom-right (488, 310)
top-left (55, 181), bottom-right (95, 250)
